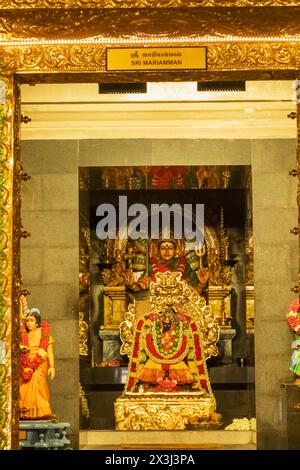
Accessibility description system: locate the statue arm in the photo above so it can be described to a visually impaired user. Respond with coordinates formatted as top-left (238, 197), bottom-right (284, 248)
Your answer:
top-left (47, 336), bottom-right (55, 380)
top-left (125, 271), bottom-right (150, 291)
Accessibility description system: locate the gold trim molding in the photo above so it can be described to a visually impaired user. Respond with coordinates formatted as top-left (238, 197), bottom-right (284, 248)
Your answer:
top-left (0, 1), bottom-right (299, 9)
top-left (0, 74), bottom-right (20, 451)
top-left (1, 8), bottom-right (300, 41)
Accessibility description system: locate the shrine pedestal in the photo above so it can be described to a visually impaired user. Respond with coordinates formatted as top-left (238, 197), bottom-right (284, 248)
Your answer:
top-left (19, 421), bottom-right (71, 450)
top-left (99, 328), bottom-right (122, 362)
top-left (115, 394), bottom-right (216, 431)
top-left (218, 329), bottom-right (236, 364)
top-left (281, 382), bottom-right (300, 449)
top-left (99, 286), bottom-right (129, 363)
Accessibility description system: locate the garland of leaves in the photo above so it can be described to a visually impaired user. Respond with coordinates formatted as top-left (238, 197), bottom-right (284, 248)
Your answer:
top-left (150, 317), bottom-right (184, 360)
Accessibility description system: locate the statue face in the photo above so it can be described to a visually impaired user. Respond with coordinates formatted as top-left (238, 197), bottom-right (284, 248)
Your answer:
top-left (26, 315), bottom-right (38, 331)
top-left (159, 241), bottom-right (176, 261)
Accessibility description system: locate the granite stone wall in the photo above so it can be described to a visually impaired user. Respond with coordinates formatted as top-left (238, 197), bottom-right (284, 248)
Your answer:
top-left (21, 140), bottom-right (79, 448)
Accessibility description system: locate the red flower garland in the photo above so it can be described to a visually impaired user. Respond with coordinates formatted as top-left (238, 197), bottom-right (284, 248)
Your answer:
top-left (20, 321), bottom-right (50, 382)
top-left (289, 298), bottom-right (300, 314)
top-left (287, 299), bottom-right (300, 334)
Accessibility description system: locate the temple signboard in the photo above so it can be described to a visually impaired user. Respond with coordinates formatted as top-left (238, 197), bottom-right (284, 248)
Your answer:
top-left (106, 47), bottom-right (207, 71)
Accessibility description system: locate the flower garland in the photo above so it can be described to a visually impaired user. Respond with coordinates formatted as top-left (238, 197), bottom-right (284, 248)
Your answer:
top-left (154, 372), bottom-right (179, 392)
top-left (145, 317), bottom-right (188, 364)
top-left (20, 321), bottom-right (50, 382)
top-left (189, 321), bottom-right (208, 392)
top-left (126, 318), bottom-right (144, 391)
top-left (287, 298), bottom-right (300, 334)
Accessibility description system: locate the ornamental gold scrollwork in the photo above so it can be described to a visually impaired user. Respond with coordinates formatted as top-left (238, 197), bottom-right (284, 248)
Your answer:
top-left (0, 0), bottom-right (299, 9)
top-left (115, 396), bottom-right (215, 431)
top-left (208, 43), bottom-right (300, 70)
top-left (11, 81), bottom-right (22, 449)
top-left (120, 302), bottom-right (135, 357)
top-left (79, 383), bottom-right (90, 419)
top-left (0, 43), bottom-right (300, 75)
top-left (79, 312), bottom-right (89, 356)
top-left (0, 45), bottom-right (106, 72)
top-left (0, 78), bottom-right (10, 451)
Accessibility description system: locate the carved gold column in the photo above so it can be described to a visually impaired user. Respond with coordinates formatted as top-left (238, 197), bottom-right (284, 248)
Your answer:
top-left (103, 287), bottom-right (127, 330)
top-left (291, 89), bottom-right (300, 294)
top-left (0, 73), bottom-right (21, 450)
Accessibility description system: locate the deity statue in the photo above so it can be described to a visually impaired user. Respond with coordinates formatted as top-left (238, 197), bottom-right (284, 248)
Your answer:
top-left (127, 238), bottom-right (209, 296)
top-left (116, 271), bottom-right (221, 430)
top-left (19, 308), bottom-right (55, 420)
top-left (126, 305), bottom-right (212, 394)
top-left (287, 298), bottom-right (300, 385)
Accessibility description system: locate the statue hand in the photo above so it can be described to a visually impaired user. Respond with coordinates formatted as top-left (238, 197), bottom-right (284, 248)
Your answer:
top-left (125, 271), bottom-right (135, 287)
top-left (38, 348), bottom-right (47, 359)
top-left (47, 367), bottom-right (55, 380)
top-left (196, 267), bottom-right (209, 286)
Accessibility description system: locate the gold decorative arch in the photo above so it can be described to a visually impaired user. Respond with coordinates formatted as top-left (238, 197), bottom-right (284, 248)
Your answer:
top-left (0, 0), bottom-right (300, 449)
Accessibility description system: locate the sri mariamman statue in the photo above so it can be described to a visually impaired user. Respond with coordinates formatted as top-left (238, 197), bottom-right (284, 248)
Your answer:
top-left (19, 297), bottom-right (55, 420)
top-left (115, 270), bottom-right (222, 430)
top-left (126, 305), bottom-right (211, 393)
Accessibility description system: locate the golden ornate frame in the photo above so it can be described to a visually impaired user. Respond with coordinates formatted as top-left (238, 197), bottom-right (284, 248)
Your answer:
top-left (0, 1), bottom-right (299, 449)
top-left (0, 1), bottom-right (299, 8)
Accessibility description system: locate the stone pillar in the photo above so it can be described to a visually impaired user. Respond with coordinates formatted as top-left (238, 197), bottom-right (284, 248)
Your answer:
top-left (251, 139), bottom-right (298, 449)
top-left (20, 140), bottom-right (79, 448)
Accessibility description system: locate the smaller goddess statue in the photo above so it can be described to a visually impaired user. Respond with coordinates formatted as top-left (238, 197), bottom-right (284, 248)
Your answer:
top-left (19, 308), bottom-right (55, 419)
top-left (287, 298), bottom-right (300, 385)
